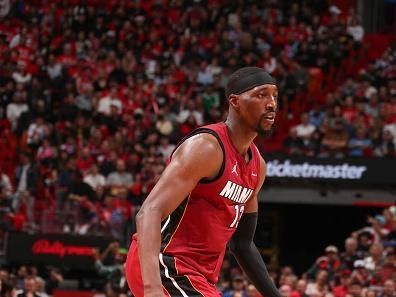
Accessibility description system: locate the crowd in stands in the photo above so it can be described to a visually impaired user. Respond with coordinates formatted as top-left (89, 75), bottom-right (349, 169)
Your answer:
top-left (0, 0), bottom-right (395, 296)
top-left (1, 0), bottom-right (393, 240)
top-left (283, 47), bottom-right (396, 158)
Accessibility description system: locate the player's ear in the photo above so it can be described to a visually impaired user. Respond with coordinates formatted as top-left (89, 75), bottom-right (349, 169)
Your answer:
top-left (228, 94), bottom-right (240, 111)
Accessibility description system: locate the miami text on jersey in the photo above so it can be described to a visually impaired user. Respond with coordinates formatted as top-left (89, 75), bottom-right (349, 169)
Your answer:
top-left (219, 181), bottom-right (254, 203)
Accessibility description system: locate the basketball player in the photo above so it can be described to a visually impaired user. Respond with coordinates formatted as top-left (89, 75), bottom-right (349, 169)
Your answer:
top-left (125, 67), bottom-right (282, 297)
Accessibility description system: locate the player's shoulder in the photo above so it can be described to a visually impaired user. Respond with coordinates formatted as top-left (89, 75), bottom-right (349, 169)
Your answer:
top-left (177, 132), bottom-right (223, 157)
top-left (170, 132), bottom-right (224, 179)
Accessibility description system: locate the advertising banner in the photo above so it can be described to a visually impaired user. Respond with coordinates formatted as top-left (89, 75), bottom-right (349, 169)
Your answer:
top-left (5, 232), bottom-right (112, 269)
top-left (265, 156), bottom-right (396, 185)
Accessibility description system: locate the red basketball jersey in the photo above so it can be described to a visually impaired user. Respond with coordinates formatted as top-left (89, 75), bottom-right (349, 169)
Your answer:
top-left (160, 122), bottom-right (262, 284)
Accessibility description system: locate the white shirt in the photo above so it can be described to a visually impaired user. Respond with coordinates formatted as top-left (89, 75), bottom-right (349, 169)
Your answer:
top-left (27, 123), bottom-right (46, 144)
top-left (106, 172), bottom-right (133, 187)
top-left (177, 110), bottom-right (203, 125)
top-left (197, 70), bottom-right (214, 86)
top-left (264, 57), bottom-right (277, 74)
top-left (384, 123), bottom-right (396, 145)
top-left (294, 123), bottom-right (316, 139)
top-left (16, 165), bottom-right (28, 193)
top-left (7, 103), bottom-right (28, 129)
top-left (84, 173), bottom-right (106, 189)
top-left (97, 96), bottom-right (122, 115)
top-left (0, 173), bottom-right (13, 196)
top-left (347, 25), bottom-right (364, 42)
top-left (12, 71), bottom-right (32, 84)
top-left (158, 144), bottom-right (176, 159)
top-left (47, 63), bottom-right (62, 80)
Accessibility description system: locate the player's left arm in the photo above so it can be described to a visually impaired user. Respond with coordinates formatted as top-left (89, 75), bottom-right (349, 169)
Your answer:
top-left (229, 157), bottom-right (283, 297)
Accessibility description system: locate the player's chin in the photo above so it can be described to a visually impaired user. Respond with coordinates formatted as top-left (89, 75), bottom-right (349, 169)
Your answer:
top-left (257, 126), bottom-right (274, 137)
top-left (260, 118), bottom-right (274, 130)
top-left (255, 117), bottom-right (274, 137)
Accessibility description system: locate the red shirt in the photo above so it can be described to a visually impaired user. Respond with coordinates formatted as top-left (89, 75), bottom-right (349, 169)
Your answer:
top-left (333, 285), bottom-right (348, 297)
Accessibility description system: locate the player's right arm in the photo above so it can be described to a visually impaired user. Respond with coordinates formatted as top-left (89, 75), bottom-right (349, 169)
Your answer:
top-left (135, 133), bottom-right (223, 297)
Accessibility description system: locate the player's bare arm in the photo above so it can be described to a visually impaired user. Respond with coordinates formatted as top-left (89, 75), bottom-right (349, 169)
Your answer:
top-left (229, 157), bottom-right (283, 297)
top-left (135, 133), bottom-right (223, 296)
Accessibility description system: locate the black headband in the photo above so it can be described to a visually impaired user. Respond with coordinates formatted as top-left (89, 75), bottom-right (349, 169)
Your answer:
top-left (225, 67), bottom-right (276, 98)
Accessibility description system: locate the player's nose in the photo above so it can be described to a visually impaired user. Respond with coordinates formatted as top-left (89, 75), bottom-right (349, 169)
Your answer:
top-left (265, 95), bottom-right (277, 112)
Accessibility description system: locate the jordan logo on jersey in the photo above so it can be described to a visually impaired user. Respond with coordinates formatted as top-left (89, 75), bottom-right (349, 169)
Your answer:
top-left (219, 181), bottom-right (253, 203)
top-left (231, 161), bottom-right (238, 176)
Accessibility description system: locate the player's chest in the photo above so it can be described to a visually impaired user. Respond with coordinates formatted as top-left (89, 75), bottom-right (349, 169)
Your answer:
top-left (195, 157), bottom-right (259, 206)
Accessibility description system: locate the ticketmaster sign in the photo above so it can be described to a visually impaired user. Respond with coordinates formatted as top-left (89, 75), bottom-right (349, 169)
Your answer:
top-left (265, 157), bottom-right (395, 185)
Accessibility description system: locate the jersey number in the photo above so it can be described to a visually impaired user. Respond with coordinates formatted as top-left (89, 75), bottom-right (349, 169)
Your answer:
top-left (230, 205), bottom-right (244, 228)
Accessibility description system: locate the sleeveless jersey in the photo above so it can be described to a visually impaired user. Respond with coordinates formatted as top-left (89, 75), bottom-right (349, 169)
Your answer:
top-left (160, 122), bottom-right (262, 284)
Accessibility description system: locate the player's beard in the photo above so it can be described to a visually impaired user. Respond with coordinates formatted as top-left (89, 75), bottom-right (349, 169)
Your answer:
top-left (256, 114), bottom-right (274, 137)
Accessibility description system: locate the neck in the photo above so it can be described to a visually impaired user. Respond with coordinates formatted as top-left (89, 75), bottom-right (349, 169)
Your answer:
top-left (225, 118), bottom-right (257, 156)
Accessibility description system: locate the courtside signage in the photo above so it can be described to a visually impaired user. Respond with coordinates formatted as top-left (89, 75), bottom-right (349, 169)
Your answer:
top-left (267, 160), bottom-right (366, 179)
top-left (5, 232), bottom-right (111, 269)
top-left (265, 157), bottom-right (395, 185)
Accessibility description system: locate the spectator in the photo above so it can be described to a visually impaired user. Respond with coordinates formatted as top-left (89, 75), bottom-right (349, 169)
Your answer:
top-left (15, 276), bottom-right (40, 297)
top-left (34, 278), bottom-right (49, 297)
top-left (26, 117), bottom-right (48, 146)
top-left (364, 289), bottom-right (378, 297)
top-left (378, 280), bottom-right (395, 297)
top-left (347, 17), bottom-right (364, 48)
top-left (93, 246), bottom-right (127, 294)
top-left (177, 100), bottom-right (204, 126)
top-left (83, 164), bottom-right (106, 191)
top-left (362, 243), bottom-right (384, 272)
top-left (309, 105), bottom-right (325, 128)
top-left (67, 170), bottom-right (97, 232)
top-left (307, 246), bottom-right (342, 281)
top-left (280, 285), bottom-right (293, 297)
top-left (44, 268), bottom-right (63, 296)
top-left (0, 169), bottom-right (13, 198)
top-left (347, 280), bottom-right (364, 297)
top-left (284, 127), bottom-right (306, 155)
top-left (246, 284), bottom-right (260, 297)
top-left (333, 270), bottom-right (352, 297)
top-left (106, 159), bottom-right (133, 189)
top-left (97, 86), bottom-right (122, 116)
top-left (100, 193), bottom-right (127, 240)
top-left (197, 61), bottom-right (214, 86)
top-left (6, 92), bottom-right (28, 131)
top-left (351, 260), bottom-right (370, 287)
top-left (340, 238), bottom-right (360, 271)
top-left (292, 279), bottom-right (309, 297)
top-left (293, 113), bottom-right (316, 145)
top-left (46, 54), bottom-right (63, 82)
top-left (76, 147), bottom-right (95, 175)
top-left (157, 136), bottom-right (176, 159)
top-left (12, 62), bottom-right (32, 85)
top-left (223, 275), bottom-right (247, 297)
top-left (373, 130), bottom-right (395, 157)
top-left (14, 152), bottom-right (39, 221)
top-left (36, 139), bottom-right (57, 162)
top-left (202, 85), bottom-right (221, 114)
top-left (348, 127), bottom-right (372, 157)
top-left (384, 123), bottom-right (396, 146)
top-left (320, 120), bottom-right (349, 158)
top-left (306, 270), bottom-right (334, 297)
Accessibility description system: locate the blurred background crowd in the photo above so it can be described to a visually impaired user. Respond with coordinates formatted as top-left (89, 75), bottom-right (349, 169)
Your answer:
top-left (0, 0), bottom-right (395, 296)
